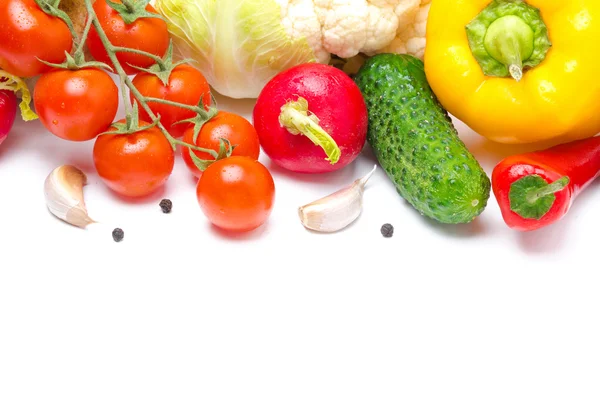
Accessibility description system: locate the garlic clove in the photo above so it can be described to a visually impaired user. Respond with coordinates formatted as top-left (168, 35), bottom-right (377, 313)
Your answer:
top-left (299, 165), bottom-right (377, 233)
top-left (44, 165), bottom-right (95, 228)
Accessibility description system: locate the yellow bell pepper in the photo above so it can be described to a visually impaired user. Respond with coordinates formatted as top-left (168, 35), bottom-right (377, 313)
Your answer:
top-left (424, 0), bottom-right (600, 144)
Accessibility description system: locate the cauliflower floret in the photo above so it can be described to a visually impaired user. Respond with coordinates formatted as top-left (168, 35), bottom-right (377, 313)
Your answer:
top-left (275, 0), bottom-right (430, 61)
top-left (381, 0), bottom-right (431, 59)
top-left (277, 0), bottom-right (331, 63)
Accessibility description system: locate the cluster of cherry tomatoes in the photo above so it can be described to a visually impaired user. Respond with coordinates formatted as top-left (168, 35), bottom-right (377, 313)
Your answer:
top-left (0, 0), bottom-right (275, 232)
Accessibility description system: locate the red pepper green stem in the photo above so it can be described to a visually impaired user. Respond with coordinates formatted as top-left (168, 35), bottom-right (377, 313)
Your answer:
top-left (82, 0), bottom-right (217, 159)
top-left (279, 97), bottom-right (341, 165)
top-left (492, 136), bottom-right (600, 232)
top-left (526, 176), bottom-right (570, 203)
top-left (509, 175), bottom-right (569, 220)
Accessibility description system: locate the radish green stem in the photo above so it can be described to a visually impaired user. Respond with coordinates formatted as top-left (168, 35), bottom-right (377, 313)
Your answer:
top-left (279, 97), bottom-right (341, 165)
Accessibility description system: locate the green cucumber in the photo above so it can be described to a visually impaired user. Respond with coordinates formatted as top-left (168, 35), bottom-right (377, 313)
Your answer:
top-left (354, 53), bottom-right (490, 224)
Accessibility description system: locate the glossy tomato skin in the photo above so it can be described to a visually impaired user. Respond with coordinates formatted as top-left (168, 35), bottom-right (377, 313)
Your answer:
top-left (87, 0), bottom-right (169, 75)
top-left (131, 64), bottom-right (211, 137)
top-left (0, 0), bottom-right (72, 77)
top-left (182, 111), bottom-right (261, 178)
top-left (253, 63), bottom-right (368, 174)
top-left (196, 157), bottom-right (275, 232)
top-left (34, 68), bottom-right (119, 141)
top-left (93, 120), bottom-right (174, 198)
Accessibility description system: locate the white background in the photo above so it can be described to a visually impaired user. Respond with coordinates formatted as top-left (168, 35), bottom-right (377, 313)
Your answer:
top-left (1, 86), bottom-right (599, 396)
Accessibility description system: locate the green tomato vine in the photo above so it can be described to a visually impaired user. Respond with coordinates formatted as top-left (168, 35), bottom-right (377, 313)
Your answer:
top-left (39, 0), bottom-right (231, 171)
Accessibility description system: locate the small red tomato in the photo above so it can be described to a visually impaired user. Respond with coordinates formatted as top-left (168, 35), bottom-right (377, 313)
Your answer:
top-left (87, 0), bottom-right (169, 75)
top-left (93, 120), bottom-right (174, 198)
top-left (131, 64), bottom-right (211, 137)
top-left (182, 111), bottom-right (261, 178)
top-left (0, 0), bottom-right (72, 77)
top-left (196, 157), bottom-right (275, 232)
top-left (34, 68), bottom-right (119, 141)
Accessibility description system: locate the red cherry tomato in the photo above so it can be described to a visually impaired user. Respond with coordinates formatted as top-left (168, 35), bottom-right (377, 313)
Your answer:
top-left (131, 64), bottom-right (211, 137)
top-left (34, 68), bottom-right (119, 141)
top-left (182, 111), bottom-right (261, 178)
top-left (93, 120), bottom-right (175, 198)
top-left (0, 0), bottom-right (73, 77)
top-left (196, 157), bottom-right (275, 232)
top-left (87, 0), bottom-right (169, 75)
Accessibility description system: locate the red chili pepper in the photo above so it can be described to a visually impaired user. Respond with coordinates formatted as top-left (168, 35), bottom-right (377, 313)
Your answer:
top-left (492, 136), bottom-right (600, 231)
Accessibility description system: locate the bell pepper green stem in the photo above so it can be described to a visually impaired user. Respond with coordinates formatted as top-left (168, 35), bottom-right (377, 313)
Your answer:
top-left (526, 176), bottom-right (570, 203)
top-left (483, 15), bottom-right (533, 82)
top-left (279, 97), bottom-right (341, 165)
top-left (466, 0), bottom-right (551, 81)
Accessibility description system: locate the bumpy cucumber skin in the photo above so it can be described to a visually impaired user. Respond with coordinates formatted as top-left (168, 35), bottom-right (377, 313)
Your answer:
top-left (354, 53), bottom-right (491, 224)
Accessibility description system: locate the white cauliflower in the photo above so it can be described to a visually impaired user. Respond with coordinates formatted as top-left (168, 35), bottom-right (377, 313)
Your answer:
top-left (275, 0), bottom-right (431, 62)
top-left (156, 0), bottom-right (431, 99)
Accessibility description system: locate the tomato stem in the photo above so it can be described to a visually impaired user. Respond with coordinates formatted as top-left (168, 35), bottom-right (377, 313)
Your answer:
top-left (113, 46), bottom-right (166, 68)
top-left (36, 0), bottom-right (79, 44)
top-left (145, 97), bottom-right (201, 113)
top-left (105, 0), bottom-right (163, 25)
top-left (82, 0), bottom-right (217, 159)
top-left (73, 11), bottom-right (95, 62)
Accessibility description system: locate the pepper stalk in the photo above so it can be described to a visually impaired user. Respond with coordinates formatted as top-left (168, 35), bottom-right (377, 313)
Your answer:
top-left (466, 0), bottom-right (552, 82)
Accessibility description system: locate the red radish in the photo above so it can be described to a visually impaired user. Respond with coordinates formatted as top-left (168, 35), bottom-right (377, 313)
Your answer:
top-left (253, 63), bottom-right (368, 174)
top-left (0, 90), bottom-right (17, 146)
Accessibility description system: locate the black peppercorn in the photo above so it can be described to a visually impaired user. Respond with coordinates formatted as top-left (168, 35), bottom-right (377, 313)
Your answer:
top-left (380, 223), bottom-right (394, 238)
top-left (159, 199), bottom-right (172, 214)
top-left (112, 228), bottom-right (124, 242)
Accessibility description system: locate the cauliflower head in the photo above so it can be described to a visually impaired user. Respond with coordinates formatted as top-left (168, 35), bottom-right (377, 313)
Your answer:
top-left (156, 0), bottom-right (431, 98)
top-left (276, 0), bottom-right (431, 63)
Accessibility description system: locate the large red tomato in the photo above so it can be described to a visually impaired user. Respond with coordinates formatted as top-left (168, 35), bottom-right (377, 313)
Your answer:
top-left (87, 0), bottom-right (169, 75)
top-left (34, 68), bottom-right (119, 141)
top-left (0, 0), bottom-right (72, 77)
